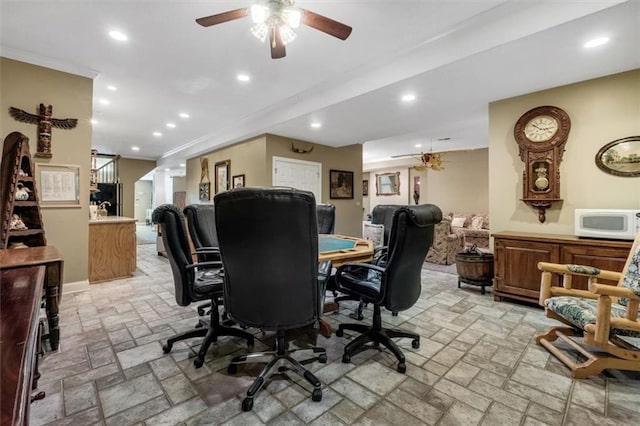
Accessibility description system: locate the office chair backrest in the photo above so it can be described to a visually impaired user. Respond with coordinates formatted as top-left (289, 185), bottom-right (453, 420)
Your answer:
top-left (184, 204), bottom-right (220, 263)
top-left (371, 204), bottom-right (402, 245)
top-left (152, 204), bottom-right (194, 307)
top-left (383, 204), bottom-right (442, 312)
top-left (215, 187), bottom-right (320, 330)
top-left (316, 203), bottom-right (336, 234)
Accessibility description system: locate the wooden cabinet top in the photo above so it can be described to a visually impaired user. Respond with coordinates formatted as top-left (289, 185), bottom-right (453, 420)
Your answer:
top-left (89, 216), bottom-right (137, 225)
top-left (491, 231), bottom-right (633, 249)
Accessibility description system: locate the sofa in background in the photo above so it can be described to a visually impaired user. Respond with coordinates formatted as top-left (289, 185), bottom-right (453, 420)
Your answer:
top-left (450, 213), bottom-right (490, 249)
top-left (425, 215), bottom-right (465, 265)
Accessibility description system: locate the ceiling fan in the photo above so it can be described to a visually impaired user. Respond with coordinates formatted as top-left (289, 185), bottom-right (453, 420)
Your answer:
top-left (195, 0), bottom-right (353, 59)
top-left (392, 152), bottom-right (446, 171)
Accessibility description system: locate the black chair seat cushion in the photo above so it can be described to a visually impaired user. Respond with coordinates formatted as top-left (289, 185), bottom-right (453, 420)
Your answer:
top-left (192, 269), bottom-right (223, 299)
top-left (336, 264), bottom-right (383, 302)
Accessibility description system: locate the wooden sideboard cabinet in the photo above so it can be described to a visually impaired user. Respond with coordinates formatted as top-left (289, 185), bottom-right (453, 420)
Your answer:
top-left (492, 231), bottom-right (632, 304)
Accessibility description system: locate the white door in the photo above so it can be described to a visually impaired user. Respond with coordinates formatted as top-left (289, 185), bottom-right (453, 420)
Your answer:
top-left (272, 156), bottom-right (322, 202)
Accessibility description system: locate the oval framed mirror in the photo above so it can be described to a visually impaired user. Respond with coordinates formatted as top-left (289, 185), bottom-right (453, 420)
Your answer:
top-left (595, 136), bottom-right (640, 177)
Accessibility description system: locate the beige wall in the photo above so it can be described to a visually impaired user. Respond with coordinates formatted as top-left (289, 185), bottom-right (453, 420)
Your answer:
top-left (363, 148), bottom-right (489, 217)
top-left (118, 158), bottom-right (156, 218)
top-left (0, 58), bottom-right (93, 283)
top-left (186, 134), bottom-right (363, 236)
top-left (489, 69), bottom-right (640, 238)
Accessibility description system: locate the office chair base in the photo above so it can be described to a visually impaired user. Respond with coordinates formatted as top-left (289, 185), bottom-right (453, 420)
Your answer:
top-left (163, 318), bottom-right (209, 353)
top-left (228, 333), bottom-right (326, 411)
top-left (336, 306), bottom-right (419, 373)
top-left (194, 324), bottom-right (255, 368)
top-left (334, 295), bottom-right (366, 320)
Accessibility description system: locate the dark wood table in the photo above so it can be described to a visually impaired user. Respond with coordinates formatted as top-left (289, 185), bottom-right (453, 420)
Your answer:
top-left (0, 246), bottom-right (64, 350)
top-left (1, 266), bottom-right (46, 426)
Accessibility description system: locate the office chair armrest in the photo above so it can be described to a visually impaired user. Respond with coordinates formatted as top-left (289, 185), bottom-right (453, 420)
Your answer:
top-left (538, 262), bottom-right (622, 281)
top-left (186, 261), bottom-right (223, 271)
top-left (336, 262), bottom-right (385, 278)
top-left (373, 246), bottom-right (388, 256)
top-left (192, 247), bottom-right (221, 256)
top-left (318, 260), bottom-right (332, 281)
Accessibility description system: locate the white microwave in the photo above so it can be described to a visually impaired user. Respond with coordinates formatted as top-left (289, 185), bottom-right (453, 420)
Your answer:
top-left (574, 209), bottom-right (640, 241)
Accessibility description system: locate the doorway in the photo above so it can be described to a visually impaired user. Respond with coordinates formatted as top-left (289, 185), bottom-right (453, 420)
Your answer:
top-left (272, 156), bottom-right (322, 202)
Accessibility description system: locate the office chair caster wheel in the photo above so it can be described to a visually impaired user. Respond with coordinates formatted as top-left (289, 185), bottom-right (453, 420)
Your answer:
top-left (227, 364), bottom-right (238, 374)
top-left (397, 362), bottom-right (406, 373)
top-left (247, 338), bottom-right (254, 348)
top-left (318, 353), bottom-right (327, 363)
top-left (312, 388), bottom-right (322, 402)
top-left (195, 322), bottom-right (204, 328)
top-left (412, 339), bottom-right (420, 349)
top-left (162, 343), bottom-right (172, 354)
top-left (342, 354), bottom-right (351, 364)
top-left (193, 357), bottom-right (204, 368)
top-left (335, 328), bottom-right (344, 337)
top-left (241, 397), bottom-right (253, 412)
top-left (392, 311), bottom-right (398, 317)
top-left (197, 306), bottom-right (206, 316)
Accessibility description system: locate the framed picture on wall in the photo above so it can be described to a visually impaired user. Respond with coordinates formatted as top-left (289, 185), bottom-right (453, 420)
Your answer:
top-left (199, 182), bottom-right (210, 201)
top-left (330, 169), bottom-right (354, 199)
top-left (36, 163), bottom-right (81, 208)
top-left (214, 160), bottom-right (230, 194)
top-left (363, 179), bottom-right (369, 196)
top-left (232, 174), bottom-right (245, 188)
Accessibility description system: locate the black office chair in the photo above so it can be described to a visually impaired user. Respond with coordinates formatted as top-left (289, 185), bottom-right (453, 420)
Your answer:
top-left (184, 204), bottom-right (219, 317)
top-left (215, 187), bottom-right (330, 412)
top-left (335, 204), bottom-right (442, 373)
top-left (316, 203), bottom-right (336, 234)
top-left (333, 204), bottom-right (403, 319)
top-left (152, 204), bottom-right (254, 368)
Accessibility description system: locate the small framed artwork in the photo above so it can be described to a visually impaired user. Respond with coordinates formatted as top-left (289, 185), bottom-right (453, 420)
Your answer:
top-left (363, 179), bottom-right (369, 196)
top-left (330, 169), bottom-right (354, 199)
top-left (36, 163), bottom-right (81, 208)
top-left (199, 182), bottom-right (210, 201)
top-left (214, 160), bottom-right (230, 194)
top-left (232, 174), bottom-right (245, 188)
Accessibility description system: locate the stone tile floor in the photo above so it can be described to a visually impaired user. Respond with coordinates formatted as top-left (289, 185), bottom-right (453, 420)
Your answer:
top-left (31, 244), bottom-right (640, 425)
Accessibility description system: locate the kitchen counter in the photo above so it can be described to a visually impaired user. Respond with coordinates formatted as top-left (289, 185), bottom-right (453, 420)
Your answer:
top-left (89, 217), bottom-right (137, 283)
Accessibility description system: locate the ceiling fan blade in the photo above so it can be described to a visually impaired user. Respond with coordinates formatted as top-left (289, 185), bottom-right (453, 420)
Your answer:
top-left (301, 9), bottom-right (352, 40)
top-left (270, 28), bottom-right (286, 59)
top-left (195, 8), bottom-right (249, 27)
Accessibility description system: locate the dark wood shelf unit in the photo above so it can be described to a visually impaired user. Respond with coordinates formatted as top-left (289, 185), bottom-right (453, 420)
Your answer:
top-left (492, 231), bottom-right (632, 305)
top-left (1, 132), bottom-right (46, 249)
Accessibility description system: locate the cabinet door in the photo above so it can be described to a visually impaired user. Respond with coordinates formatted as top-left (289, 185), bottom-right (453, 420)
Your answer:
top-left (560, 245), bottom-right (630, 289)
top-left (494, 238), bottom-right (559, 303)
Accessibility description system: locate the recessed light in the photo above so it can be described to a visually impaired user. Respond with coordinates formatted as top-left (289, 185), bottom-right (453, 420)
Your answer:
top-left (99, 99), bottom-right (109, 105)
top-left (401, 94), bottom-right (416, 102)
top-left (153, 132), bottom-right (162, 137)
top-left (415, 144), bottom-right (422, 148)
top-left (237, 74), bottom-right (250, 82)
top-left (166, 123), bottom-right (176, 128)
top-left (179, 163), bottom-right (186, 167)
top-left (164, 168), bottom-right (171, 171)
top-left (131, 146), bottom-right (140, 151)
top-left (179, 113), bottom-right (190, 119)
top-left (109, 30), bottom-right (128, 41)
top-left (311, 122), bottom-right (321, 128)
top-left (107, 85), bottom-right (117, 91)
top-left (584, 37), bottom-right (609, 48)
top-left (90, 119), bottom-right (97, 125)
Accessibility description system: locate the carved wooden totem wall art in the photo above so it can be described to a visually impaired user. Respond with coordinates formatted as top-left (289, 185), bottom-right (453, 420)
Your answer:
top-left (9, 104), bottom-right (78, 158)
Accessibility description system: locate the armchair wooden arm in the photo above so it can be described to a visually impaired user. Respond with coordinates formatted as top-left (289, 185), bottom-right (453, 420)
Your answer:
top-left (537, 262), bottom-right (623, 306)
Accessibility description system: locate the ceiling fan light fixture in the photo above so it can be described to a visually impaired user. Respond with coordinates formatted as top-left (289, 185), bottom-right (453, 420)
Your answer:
top-left (279, 24), bottom-right (297, 45)
top-left (283, 8), bottom-right (301, 28)
top-left (251, 22), bottom-right (269, 42)
top-left (250, 4), bottom-right (269, 24)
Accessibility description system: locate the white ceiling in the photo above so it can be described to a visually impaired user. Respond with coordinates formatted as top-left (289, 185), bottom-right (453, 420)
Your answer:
top-left (1, 1), bottom-right (639, 173)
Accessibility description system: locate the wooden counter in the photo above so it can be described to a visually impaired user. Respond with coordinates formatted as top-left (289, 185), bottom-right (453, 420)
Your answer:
top-left (89, 216), bottom-right (136, 283)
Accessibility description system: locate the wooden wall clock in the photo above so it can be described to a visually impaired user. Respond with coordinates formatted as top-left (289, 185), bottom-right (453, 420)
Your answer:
top-left (514, 105), bottom-right (571, 223)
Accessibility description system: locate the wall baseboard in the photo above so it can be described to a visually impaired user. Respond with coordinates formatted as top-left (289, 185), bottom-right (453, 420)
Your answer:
top-left (62, 279), bottom-right (89, 295)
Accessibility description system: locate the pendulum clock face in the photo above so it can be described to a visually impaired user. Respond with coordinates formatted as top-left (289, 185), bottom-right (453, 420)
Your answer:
top-left (513, 106), bottom-right (571, 223)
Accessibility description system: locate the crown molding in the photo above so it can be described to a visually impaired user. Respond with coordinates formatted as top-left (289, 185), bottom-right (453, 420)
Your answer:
top-left (0, 45), bottom-right (99, 79)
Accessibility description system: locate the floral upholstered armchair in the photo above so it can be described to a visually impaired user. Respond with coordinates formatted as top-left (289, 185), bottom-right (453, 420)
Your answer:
top-left (535, 232), bottom-right (640, 378)
top-left (450, 213), bottom-right (489, 249)
top-left (425, 215), bottom-right (464, 265)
